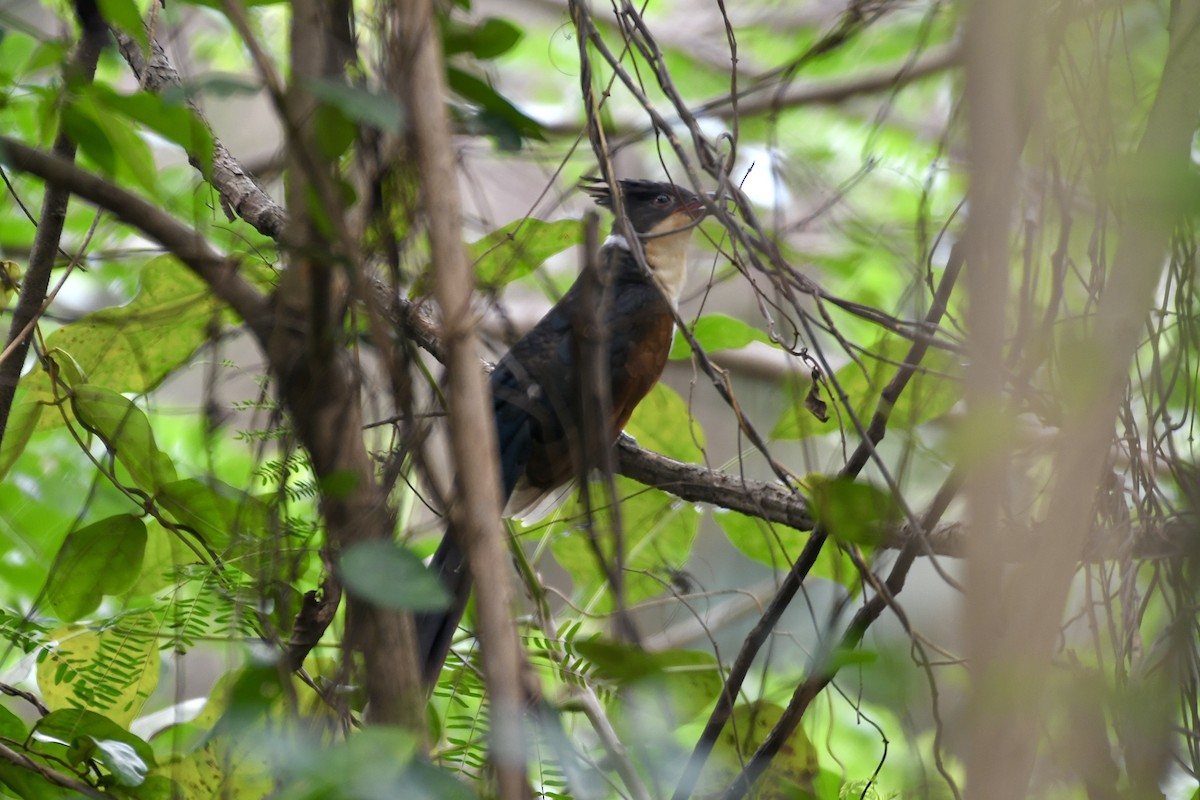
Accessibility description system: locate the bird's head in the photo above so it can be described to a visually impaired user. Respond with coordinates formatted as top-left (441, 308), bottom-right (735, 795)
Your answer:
top-left (580, 177), bottom-right (708, 303)
top-left (580, 177), bottom-right (707, 239)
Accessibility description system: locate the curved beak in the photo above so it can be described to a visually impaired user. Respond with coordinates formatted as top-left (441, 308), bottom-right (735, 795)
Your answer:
top-left (682, 194), bottom-right (709, 220)
top-left (686, 190), bottom-right (734, 219)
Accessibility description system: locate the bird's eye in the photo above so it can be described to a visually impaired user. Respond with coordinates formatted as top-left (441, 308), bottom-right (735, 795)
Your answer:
top-left (653, 193), bottom-right (672, 206)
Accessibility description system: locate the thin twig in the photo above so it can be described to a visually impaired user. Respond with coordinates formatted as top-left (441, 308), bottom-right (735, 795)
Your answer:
top-left (0, 742), bottom-right (115, 800)
top-left (0, 16), bottom-right (106, 453)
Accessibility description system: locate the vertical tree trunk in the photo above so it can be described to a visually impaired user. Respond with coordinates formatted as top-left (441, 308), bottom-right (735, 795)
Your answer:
top-left (391, 2), bottom-right (531, 796)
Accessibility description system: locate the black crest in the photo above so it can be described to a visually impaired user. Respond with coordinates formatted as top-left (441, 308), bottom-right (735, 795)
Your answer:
top-left (579, 177), bottom-right (704, 234)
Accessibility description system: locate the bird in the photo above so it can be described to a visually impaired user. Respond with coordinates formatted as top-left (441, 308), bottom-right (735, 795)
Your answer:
top-left (415, 177), bottom-right (709, 685)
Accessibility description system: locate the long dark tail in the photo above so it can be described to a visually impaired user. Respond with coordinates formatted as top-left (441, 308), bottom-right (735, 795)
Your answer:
top-left (415, 368), bottom-right (535, 685)
top-left (415, 531), bottom-right (472, 686)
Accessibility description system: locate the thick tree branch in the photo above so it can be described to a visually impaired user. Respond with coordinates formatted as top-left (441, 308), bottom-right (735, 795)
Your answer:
top-left (268, 0), bottom-right (424, 730)
top-left (394, 2), bottom-right (530, 795)
top-left (616, 438), bottom-right (813, 528)
top-left (113, 31), bottom-right (286, 240)
top-left (619, 437), bottom-right (1197, 562)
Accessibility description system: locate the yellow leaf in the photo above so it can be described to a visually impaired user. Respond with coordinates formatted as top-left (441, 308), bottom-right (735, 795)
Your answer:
top-left (38, 612), bottom-right (161, 727)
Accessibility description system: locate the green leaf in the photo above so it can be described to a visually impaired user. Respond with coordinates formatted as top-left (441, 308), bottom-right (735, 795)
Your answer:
top-left (809, 477), bottom-right (895, 547)
top-left (43, 347), bottom-right (88, 388)
top-left (814, 768), bottom-right (843, 799)
top-left (25, 40), bottom-right (70, 74)
top-left (128, 521), bottom-right (191, 596)
top-left (716, 507), bottom-right (804, 568)
top-left (697, 701), bottom-right (820, 798)
top-left (121, 774), bottom-right (174, 799)
top-left (337, 540), bottom-right (450, 612)
top-left (0, 389), bottom-right (42, 480)
top-left (0, 709), bottom-right (49, 800)
top-left (317, 468), bottom-right (360, 498)
top-left (73, 736), bottom-right (149, 786)
top-left (306, 78), bottom-right (405, 134)
top-left (270, 728), bottom-right (466, 800)
top-left (0, 485), bottom-right (73, 601)
top-left (772, 334), bottom-right (960, 440)
top-left (156, 477), bottom-right (269, 553)
top-left (148, 722), bottom-right (207, 763)
top-left (715, 508), bottom-right (860, 591)
top-left (45, 256), bottom-right (222, 395)
top-left (625, 383), bottom-right (705, 463)
top-left (574, 640), bottom-right (722, 723)
top-left (470, 218), bottom-right (582, 287)
top-left (44, 515), bottom-right (148, 622)
top-left (546, 475), bottom-right (700, 612)
top-left (61, 102), bottom-right (115, 174)
top-left (825, 644), bottom-right (878, 671)
top-left (89, 86), bottom-right (215, 176)
top-left (212, 659), bottom-right (287, 736)
top-left (446, 66), bottom-right (544, 149)
top-left (574, 639), bottom-right (719, 686)
top-left (0, 347), bottom-right (91, 478)
top-left (62, 95), bottom-right (157, 195)
top-left (71, 385), bottom-right (178, 493)
top-left (669, 313), bottom-right (771, 359)
top-left (443, 17), bottom-right (523, 60)
top-left (154, 737), bottom-right (272, 799)
top-left (97, 0), bottom-right (149, 52)
top-left (35, 710), bottom-right (155, 772)
top-left (162, 73), bottom-right (262, 102)
top-left (0, 752), bottom-right (72, 799)
top-left (0, 704), bottom-right (27, 740)
top-left (38, 615), bottom-right (161, 727)
top-left (312, 101), bottom-right (357, 160)
top-left (32, 83), bottom-right (60, 144)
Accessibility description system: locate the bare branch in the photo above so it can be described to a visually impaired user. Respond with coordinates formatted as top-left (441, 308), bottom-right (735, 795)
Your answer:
top-left (112, 31), bottom-right (286, 239)
top-left (701, 41), bottom-right (960, 119)
top-left (0, 681), bottom-right (49, 716)
top-left (0, 743), bottom-right (116, 800)
top-left (541, 41), bottom-right (961, 138)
